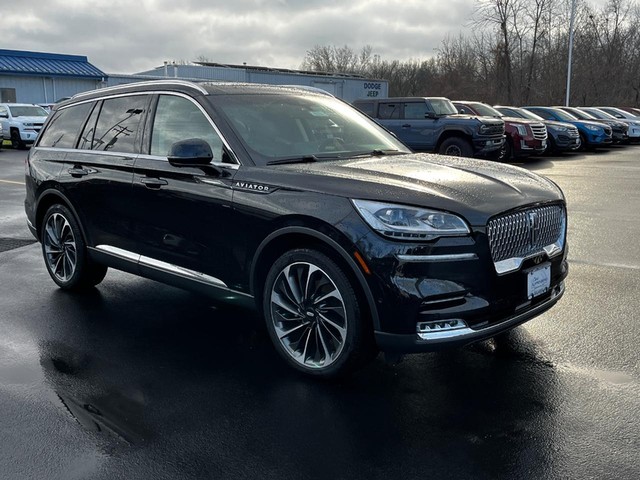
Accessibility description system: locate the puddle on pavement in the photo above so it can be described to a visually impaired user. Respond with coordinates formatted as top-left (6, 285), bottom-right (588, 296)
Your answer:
top-left (40, 345), bottom-right (151, 445)
top-left (559, 364), bottom-right (637, 386)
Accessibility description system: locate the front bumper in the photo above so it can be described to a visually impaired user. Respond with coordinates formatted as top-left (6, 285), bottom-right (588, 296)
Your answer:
top-left (375, 280), bottom-right (564, 352)
top-left (348, 217), bottom-right (568, 353)
top-left (19, 129), bottom-right (39, 144)
top-left (473, 136), bottom-right (504, 155)
top-left (515, 137), bottom-right (547, 157)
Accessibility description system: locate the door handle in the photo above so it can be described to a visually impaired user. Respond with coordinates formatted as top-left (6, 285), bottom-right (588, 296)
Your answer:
top-left (68, 167), bottom-right (89, 177)
top-left (402, 124), bottom-right (411, 128)
top-left (140, 177), bottom-right (168, 188)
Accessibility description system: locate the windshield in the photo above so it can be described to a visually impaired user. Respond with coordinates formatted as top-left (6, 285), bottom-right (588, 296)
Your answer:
top-left (565, 108), bottom-right (594, 120)
top-left (584, 108), bottom-right (616, 120)
top-left (8, 105), bottom-right (48, 117)
top-left (551, 109), bottom-right (578, 122)
top-left (600, 107), bottom-right (633, 119)
top-left (213, 94), bottom-right (411, 165)
top-left (430, 98), bottom-right (458, 116)
top-left (512, 108), bottom-right (544, 121)
top-left (470, 103), bottom-right (502, 118)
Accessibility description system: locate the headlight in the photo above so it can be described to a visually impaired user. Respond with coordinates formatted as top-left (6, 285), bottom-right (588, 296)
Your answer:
top-left (352, 199), bottom-right (470, 240)
top-left (585, 124), bottom-right (601, 132)
top-left (515, 125), bottom-right (528, 136)
top-left (553, 126), bottom-right (568, 132)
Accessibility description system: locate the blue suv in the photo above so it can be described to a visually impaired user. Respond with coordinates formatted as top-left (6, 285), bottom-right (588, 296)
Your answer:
top-left (523, 106), bottom-right (612, 150)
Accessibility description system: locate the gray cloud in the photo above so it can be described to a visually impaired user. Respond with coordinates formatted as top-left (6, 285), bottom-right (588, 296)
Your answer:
top-left (3, 0), bottom-right (476, 73)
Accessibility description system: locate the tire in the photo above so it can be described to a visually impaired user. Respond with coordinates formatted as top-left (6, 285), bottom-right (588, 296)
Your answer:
top-left (263, 248), bottom-right (375, 378)
top-left (41, 204), bottom-right (108, 290)
top-left (499, 139), bottom-right (512, 161)
top-left (579, 133), bottom-right (593, 152)
top-left (11, 129), bottom-right (26, 150)
top-left (438, 137), bottom-right (474, 157)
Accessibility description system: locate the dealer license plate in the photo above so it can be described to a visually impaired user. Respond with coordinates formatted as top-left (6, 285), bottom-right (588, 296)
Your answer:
top-left (527, 265), bottom-right (551, 299)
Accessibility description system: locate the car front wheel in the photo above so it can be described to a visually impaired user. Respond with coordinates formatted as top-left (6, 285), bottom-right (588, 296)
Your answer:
top-left (41, 204), bottom-right (108, 290)
top-left (438, 137), bottom-right (473, 157)
top-left (263, 249), bottom-right (375, 377)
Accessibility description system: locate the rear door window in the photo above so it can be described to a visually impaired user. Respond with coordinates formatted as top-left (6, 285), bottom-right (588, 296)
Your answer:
top-left (38, 102), bottom-right (94, 148)
top-left (91, 95), bottom-right (148, 153)
top-left (378, 103), bottom-right (401, 119)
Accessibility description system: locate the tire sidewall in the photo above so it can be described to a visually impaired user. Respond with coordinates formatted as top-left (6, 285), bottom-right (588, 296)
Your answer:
top-left (262, 248), bottom-right (362, 377)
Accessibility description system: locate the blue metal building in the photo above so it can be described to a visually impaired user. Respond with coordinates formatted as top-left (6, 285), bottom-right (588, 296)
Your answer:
top-left (0, 49), bottom-right (388, 104)
top-left (0, 49), bottom-right (106, 104)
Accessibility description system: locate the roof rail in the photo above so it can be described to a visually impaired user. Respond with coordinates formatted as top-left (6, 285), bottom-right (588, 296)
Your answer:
top-left (72, 79), bottom-right (208, 99)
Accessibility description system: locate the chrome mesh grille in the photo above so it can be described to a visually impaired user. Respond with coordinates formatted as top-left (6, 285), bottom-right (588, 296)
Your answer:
top-left (487, 204), bottom-right (565, 263)
top-left (531, 124), bottom-right (547, 140)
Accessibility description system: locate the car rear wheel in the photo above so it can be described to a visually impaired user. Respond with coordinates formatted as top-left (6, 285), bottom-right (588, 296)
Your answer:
top-left (438, 137), bottom-right (473, 157)
top-left (41, 204), bottom-right (108, 290)
top-left (263, 249), bottom-right (375, 377)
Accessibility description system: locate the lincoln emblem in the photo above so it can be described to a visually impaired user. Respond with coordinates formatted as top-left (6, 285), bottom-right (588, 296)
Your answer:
top-left (529, 211), bottom-right (540, 245)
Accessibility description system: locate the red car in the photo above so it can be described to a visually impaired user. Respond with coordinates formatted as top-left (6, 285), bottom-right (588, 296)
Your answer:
top-left (453, 101), bottom-right (547, 161)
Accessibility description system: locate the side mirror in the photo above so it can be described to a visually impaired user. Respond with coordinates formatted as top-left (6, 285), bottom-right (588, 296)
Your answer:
top-left (0, 113), bottom-right (8, 118)
top-left (168, 138), bottom-right (213, 167)
top-left (425, 112), bottom-right (437, 119)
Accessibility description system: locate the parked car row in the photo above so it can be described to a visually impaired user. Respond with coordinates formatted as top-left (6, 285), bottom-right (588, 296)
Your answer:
top-left (353, 96), bottom-right (640, 161)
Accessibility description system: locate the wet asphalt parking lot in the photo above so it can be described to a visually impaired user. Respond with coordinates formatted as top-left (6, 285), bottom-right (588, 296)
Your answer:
top-left (1, 146), bottom-right (639, 480)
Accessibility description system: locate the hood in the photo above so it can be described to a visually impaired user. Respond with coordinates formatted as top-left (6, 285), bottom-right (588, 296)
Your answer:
top-left (14, 115), bottom-right (47, 123)
top-left (543, 120), bottom-right (577, 130)
top-left (446, 114), bottom-right (503, 126)
top-left (243, 153), bottom-right (564, 226)
top-left (501, 116), bottom-right (540, 126)
top-left (574, 119), bottom-right (608, 129)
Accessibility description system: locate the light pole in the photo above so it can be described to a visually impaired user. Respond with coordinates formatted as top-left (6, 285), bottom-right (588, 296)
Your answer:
top-left (565, 0), bottom-right (577, 106)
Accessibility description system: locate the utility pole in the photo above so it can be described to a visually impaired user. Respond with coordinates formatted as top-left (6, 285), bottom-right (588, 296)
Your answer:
top-left (565, 0), bottom-right (577, 106)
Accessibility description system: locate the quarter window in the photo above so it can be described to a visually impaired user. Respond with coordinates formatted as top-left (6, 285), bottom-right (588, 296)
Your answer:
top-left (150, 95), bottom-right (224, 161)
top-left (92, 95), bottom-right (148, 153)
top-left (38, 103), bottom-right (93, 149)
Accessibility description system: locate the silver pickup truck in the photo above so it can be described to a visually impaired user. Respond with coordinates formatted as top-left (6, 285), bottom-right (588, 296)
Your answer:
top-left (0, 103), bottom-right (49, 149)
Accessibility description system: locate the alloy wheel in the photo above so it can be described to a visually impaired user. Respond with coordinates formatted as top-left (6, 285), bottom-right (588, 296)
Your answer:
top-left (43, 213), bottom-right (77, 282)
top-left (444, 145), bottom-right (462, 156)
top-left (270, 262), bottom-right (348, 369)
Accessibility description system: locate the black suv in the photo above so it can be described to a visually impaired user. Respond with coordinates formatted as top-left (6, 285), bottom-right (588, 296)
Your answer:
top-left (352, 97), bottom-right (505, 158)
top-left (25, 80), bottom-right (568, 377)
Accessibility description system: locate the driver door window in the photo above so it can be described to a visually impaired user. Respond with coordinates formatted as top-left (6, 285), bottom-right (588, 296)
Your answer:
top-left (151, 95), bottom-right (224, 161)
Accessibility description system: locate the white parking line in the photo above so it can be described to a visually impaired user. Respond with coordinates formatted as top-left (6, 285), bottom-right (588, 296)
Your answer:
top-left (570, 259), bottom-right (640, 270)
top-left (0, 179), bottom-right (25, 186)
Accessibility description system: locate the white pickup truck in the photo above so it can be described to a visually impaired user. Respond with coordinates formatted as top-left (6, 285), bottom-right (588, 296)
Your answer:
top-left (0, 103), bottom-right (49, 149)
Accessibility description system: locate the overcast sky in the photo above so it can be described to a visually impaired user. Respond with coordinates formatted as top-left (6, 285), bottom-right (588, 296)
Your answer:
top-left (4, 0), bottom-right (609, 74)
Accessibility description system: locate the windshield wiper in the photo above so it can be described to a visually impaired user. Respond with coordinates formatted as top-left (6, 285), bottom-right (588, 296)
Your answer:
top-left (266, 155), bottom-right (320, 165)
top-left (349, 149), bottom-right (405, 158)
